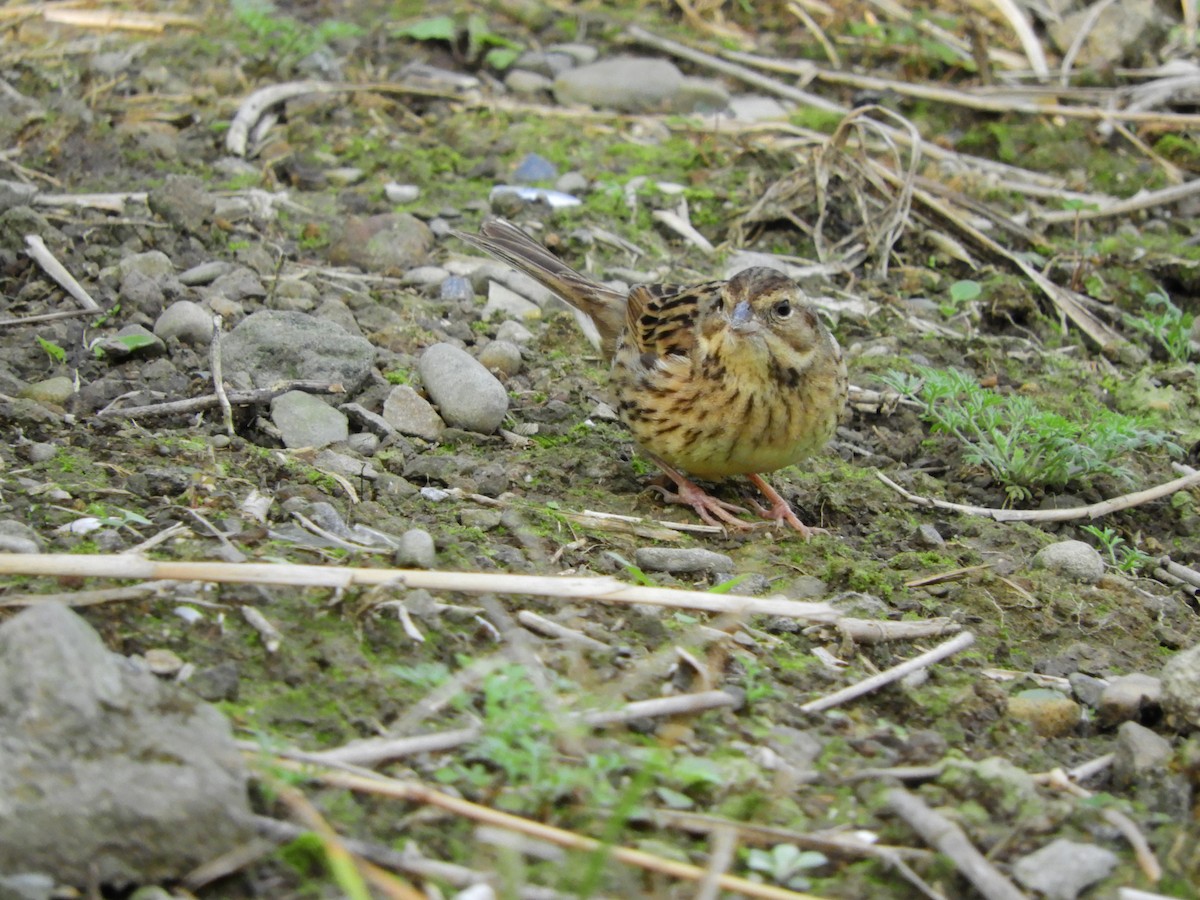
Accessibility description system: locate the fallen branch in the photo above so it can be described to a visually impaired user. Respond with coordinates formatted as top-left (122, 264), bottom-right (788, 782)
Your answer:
top-left (800, 632), bottom-right (976, 713)
top-left (886, 788), bottom-right (1026, 900)
top-left (0, 554), bottom-right (840, 622)
top-left (877, 468), bottom-right (1200, 523)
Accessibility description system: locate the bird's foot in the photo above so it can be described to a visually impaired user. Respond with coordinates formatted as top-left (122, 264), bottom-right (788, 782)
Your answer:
top-left (648, 463), bottom-right (754, 531)
top-left (747, 473), bottom-right (824, 539)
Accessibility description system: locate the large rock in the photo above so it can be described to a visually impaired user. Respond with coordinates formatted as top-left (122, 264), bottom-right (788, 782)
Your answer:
top-left (220, 310), bottom-right (376, 392)
top-left (417, 343), bottom-right (508, 434)
top-left (0, 604), bottom-right (253, 886)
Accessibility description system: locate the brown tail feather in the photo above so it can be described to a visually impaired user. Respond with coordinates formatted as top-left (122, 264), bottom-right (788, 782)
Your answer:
top-left (455, 219), bottom-right (626, 354)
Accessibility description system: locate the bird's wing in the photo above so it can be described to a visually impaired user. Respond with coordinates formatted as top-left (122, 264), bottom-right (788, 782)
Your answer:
top-left (624, 283), bottom-right (703, 365)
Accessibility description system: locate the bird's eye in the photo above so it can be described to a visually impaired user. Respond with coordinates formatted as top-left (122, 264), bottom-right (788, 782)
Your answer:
top-left (773, 300), bottom-right (792, 318)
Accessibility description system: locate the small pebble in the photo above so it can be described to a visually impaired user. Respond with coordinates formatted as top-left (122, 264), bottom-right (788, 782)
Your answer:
top-left (1033, 539), bottom-right (1105, 583)
top-left (1098, 672), bottom-right (1162, 727)
top-left (384, 182), bottom-right (420, 203)
top-left (1006, 688), bottom-right (1080, 738)
top-left (912, 524), bottom-right (944, 547)
top-left (478, 340), bottom-right (523, 376)
top-left (420, 487), bottom-right (450, 502)
top-left (496, 320), bottom-right (534, 344)
top-left (1111, 720), bottom-right (1172, 787)
top-left (173, 606), bottom-right (204, 625)
top-left (459, 508), bottom-right (503, 530)
top-left (439, 275), bottom-right (475, 303)
top-left (395, 528), bottom-right (436, 568)
top-left (143, 648), bottom-right (184, 676)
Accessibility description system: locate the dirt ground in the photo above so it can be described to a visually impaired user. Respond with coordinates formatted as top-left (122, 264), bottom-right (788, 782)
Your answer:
top-left (1, 1), bottom-right (1199, 897)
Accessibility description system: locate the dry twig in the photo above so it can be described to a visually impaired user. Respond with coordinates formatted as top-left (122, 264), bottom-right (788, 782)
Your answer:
top-left (877, 468), bottom-right (1200, 523)
top-left (887, 788), bottom-right (1026, 900)
top-left (800, 632), bottom-right (976, 713)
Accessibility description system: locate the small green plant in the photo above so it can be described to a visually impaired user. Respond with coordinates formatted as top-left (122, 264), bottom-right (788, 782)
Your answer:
top-left (939, 279), bottom-right (981, 318)
top-left (436, 665), bottom-right (622, 813)
top-left (1080, 525), bottom-right (1155, 575)
top-left (746, 844), bottom-right (828, 890)
top-left (394, 14), bottom-right (523, 70)
top-left (1123, 291), bottom-right (1195, 363)
top-left (232, 0), bottom-right (361, 73)
top-left (36, 336), bottom-right (67, 364)
top-left (882, 366), bottom-right (1179, 503)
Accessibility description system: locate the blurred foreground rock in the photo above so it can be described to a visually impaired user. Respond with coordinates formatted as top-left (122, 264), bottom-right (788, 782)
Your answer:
top-left (0, 604), bottom-right (253, 887)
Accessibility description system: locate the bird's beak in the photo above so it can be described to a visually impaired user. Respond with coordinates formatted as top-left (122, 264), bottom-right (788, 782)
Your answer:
top-left (730, 300), bottom-right (757, 332)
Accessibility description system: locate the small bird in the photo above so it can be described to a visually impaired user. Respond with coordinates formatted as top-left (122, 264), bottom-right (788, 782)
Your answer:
top-left (456, 219), bottom-right (848, 535)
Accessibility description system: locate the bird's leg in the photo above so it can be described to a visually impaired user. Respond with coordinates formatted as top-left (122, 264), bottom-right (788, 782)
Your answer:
top-left (646, 456), bottom-right (754, 530)
top-left (746, 473), bottom-right (824, 538)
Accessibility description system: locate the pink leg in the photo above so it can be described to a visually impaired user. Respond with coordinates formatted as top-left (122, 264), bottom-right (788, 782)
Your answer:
top-left (747, 473), bottom-right (823, 539)
top-left (647, 457), bottom-right (754, 531)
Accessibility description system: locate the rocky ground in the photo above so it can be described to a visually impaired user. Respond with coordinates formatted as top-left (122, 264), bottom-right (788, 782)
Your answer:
top-left (2, 1), bottom-right (1200, 898)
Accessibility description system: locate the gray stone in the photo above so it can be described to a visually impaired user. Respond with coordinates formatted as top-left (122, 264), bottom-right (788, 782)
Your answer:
top-left (396, 528), bottom-right (436, 568)
top-left (1033, 540), bottom-right (1105, 583)
top-left (1006, 689), bottom-right (1080, 738)
top-left (459, 508), bottom-right (503, 530)
top-left (912, 524), bottom-right (944, 547)
top-left (438, 275), bottom-right (474, 302)
top-left (0, 180), bottom-right (37, 212)
top-left (347, 432), bottom-right (379, 455)
top-left (1012, 839), bottom-right (1117, 900)
top-left (26, 443), bottom-right (57, 463)
top-left (549, 42), bottom-right (599, 65)
top-left (382, 385), bottom-right (445, 441)
top-left (0, 872), bottom-right (53, 900)
top-left (634, 547), bottom-right (734, 574)
top-left (495, 320), bottom-right (535, 344)
top-left (401, 266), bottom-right (449, 288)
top-left (187, 661), bottom-right (240, 703)
top-left (18, 377), bottom-right (74, 406)
top-left (728, 94), bottom-right (789, 121)
top-left (208, 265), bottom-right (266, 303)
top-left (341, 402), bottom-right (395, 438)
top-left (1046, 0), bottom-right (1167, 66)
top-left (329, 213), bottom-right (433, 273)
top-left (147, 173), bottom-right (216, 233)
top-left (1112, 720), bottom-right (1172, 788)
top-left (0, 604), bottom-right (252, 885)
top-left (418, 343), bottom-right (509, 434)
top-left (177, 260), bottom-right (231, 286)
top-left (312, 449), bottom-right (378, 481)
top-left (1162, 643), bottom-right (1200, 728)
top-left (555, 171), bottom-right (589, 194)
top-left (1098, 672), bottom-right (1162, 726)
top-left (153, 300), bottom-right (213, 344)
top-left (270, 391), bottom-right (349, 449)
top-left (384, 182), bottom-right (420, 204)
top-left (483, 280), bottom-right (541, 321)
top-left (512, 152), bottom-right (558, 183)
top-left (674, 76), bottom-right (730, 113)
top-left (220, 310), bottom-right (376, 392)
top-left (553, 57), bottom-right (684, 112)
top-left (505, 70), bottom-right (554, 94)
top-left (118, 249), bottom-right (175, 283)
top-left (1068, 672), bottom-right (1107, 709)
top-left (478, 340), bottom-right (523, 377)
top-left (0, 519), bottom-right (42, 554)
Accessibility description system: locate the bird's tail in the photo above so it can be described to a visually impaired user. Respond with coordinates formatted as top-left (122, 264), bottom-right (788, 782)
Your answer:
top-left (455, 219), bottom-right (626, 352)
